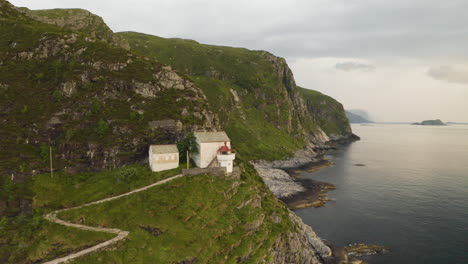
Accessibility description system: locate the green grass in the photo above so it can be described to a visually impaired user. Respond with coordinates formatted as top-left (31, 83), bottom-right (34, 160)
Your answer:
top-left (1, 162), bottom-right (293, 264)
top-left (0, 4), bottom-right (346, 263)
top-left (298, 87), bottom-right (352, 137)
top-left (21, 7), bottom-right (115, 41)
top-left (191, 76), bottom-right (304, 160)
top-left (0, 165), bottom-right (181, 263)
top-left (32, 165), bottom-right (181, 210)
top-left (0, 215), bottom-right (114, 264)
top-left (0, 6), bottom-right (207, 175)
top-left (116, 32), bottom-right (311, 160)
top-left (58, 173), bottom-right (292, 263)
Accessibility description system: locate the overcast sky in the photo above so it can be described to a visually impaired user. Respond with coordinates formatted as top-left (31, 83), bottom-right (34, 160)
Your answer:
top-left (10, 0), bottom-right (468, 122)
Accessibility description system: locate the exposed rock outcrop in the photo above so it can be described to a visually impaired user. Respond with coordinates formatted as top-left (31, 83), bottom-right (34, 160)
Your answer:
top-left (252, 162), bottom-right (306, 198)
top-left (16, 7), bottom-right (130, 50)
top-left (1, 11), bottom-right (220, 178)
top-left (270, 212), bottom-right (331, 264)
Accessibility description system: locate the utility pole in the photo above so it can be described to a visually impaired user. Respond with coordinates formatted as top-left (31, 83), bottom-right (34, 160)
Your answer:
top-left (50, 146), bottom-right (53, 178)
top-left (186, 151), bottom-right (189, 169)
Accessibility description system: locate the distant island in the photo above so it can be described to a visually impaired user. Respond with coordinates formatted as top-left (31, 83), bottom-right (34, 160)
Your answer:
top-left (346, 109), bottom-right (373, 123)
top-left (412, 119), bottom-right (446, 126)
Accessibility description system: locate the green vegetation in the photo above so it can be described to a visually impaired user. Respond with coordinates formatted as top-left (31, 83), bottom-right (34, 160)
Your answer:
top-left (0, 2), bottom-right (209, 176)
top-left (0, 1), bottom-right (352, 263)
top-left (118, 32), bottom-right (312, 160)
top-left (59, 172), bottom-right (292, 263)
top-left (177, 132), bottom-right (199, 162)
top-left (191, 76), bottom-right (304, 160)
top-left (27, 8), bottom-right (112, 35)
top-left (1, 161), bottom-right (293, 263)
top-left (0, 165), bottom-right (180, 263)
top-left (0, 214), bottom-right (113, 264)
top-left (298, 87), bottom-right (352, 137)
top-left (31, 165), bottom-right (180, 210)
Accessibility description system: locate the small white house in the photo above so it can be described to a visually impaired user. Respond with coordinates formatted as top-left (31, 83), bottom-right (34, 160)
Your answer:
top-left (191, 131), bottom-right (233, 169)
top-left (149, 144), bottom-right (179, 172)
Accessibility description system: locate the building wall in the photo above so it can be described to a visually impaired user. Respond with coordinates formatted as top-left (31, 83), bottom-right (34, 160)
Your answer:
top-left (149, 152), bottom-right (179, 172)
top-left (217, 153), bottom-right (235, 173)
top-left (192, 141), bottom-right (231, 168)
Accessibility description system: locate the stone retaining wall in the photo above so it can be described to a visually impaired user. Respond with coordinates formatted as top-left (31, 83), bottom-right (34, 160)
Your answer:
top-left (183, 166), bottom-right (240, 180)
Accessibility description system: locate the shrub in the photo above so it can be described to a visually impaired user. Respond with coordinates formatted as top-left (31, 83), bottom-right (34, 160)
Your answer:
top-left (177, 133), bottom-right (198, 162)
top-left (114, 167), bottom-right (138, 183)
top-left (95, 119), bottom-right (110, 138)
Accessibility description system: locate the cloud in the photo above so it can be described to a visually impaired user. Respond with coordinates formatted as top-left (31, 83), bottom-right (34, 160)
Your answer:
top-left (335, 62), bottom-right (375, 72)
top-left (427, 66), bottom-right (468, 85)
top-left (8, 0), bottom-right (468, 122)
top-left (9, 0), bottom-right (468, 60)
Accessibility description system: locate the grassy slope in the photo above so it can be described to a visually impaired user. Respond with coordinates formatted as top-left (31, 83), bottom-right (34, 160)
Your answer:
top-left (0, 5), bottom-right (294, 263)
top-left (59, 171), bottom-right (292, 264)
top-left (117, 32), bottom-right (305, 160)
top-left (0, 164), bottom-right (181, 263)
top-left (2, 162), bottom-right (293, 263)
top-left (0, 215), bottom-right (114, 263)
top-left (297, 87), bottom-right (352, 137)
top-left (0, 4), bottom-right (211, 176)
top-left (32, 165), bottom-right (181, 210)
top-left (0, 2), bottom-right (347, 263)
top-left (24, 8), bottom-right (113, 35)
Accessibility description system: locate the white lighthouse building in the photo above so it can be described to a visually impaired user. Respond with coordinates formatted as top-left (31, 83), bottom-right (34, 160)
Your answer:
top-left (191, 131), bottom-right (235, 173)
top-left (217, 142), bottom-right (236, 173)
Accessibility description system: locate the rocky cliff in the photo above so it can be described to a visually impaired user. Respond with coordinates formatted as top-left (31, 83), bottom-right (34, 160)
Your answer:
top-left (16, 6), bottom-right (130, 50)
top-left (1, 2), bottom-right (222, 182)
top-left (1, 1), bottom-right (355, 263)
top-left (118, 32), bottom-right (356, 160)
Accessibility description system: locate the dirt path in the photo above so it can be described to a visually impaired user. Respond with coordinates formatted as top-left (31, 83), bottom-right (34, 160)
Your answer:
top-left (42, 174), bottom-right (184, 264)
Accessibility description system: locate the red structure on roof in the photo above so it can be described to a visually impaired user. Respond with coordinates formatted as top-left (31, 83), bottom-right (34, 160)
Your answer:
top-left (218, 142), bottom-right (231, 153)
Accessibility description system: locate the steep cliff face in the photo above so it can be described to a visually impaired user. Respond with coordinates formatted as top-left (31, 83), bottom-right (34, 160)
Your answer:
top-left (270, 212), bottom-right (331, 263)
top-left (0, 3), bottom-right (220, 180)
top-left (298, 87), bottom-right (353, 141)
top-left (0, 1), bottom-right (349, 263)
top-left (118, 32), bottom-right (354, 160)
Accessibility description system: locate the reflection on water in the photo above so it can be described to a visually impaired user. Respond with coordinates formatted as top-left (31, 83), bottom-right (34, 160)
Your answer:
top-left (296, 124), bottom-right (468, 264)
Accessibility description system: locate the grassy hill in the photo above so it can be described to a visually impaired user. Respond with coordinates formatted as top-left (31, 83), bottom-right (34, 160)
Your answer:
top-left (1, 161), bottom-right (303, 263)
top-left (0, 0), bottom-right (350, 263)
top-left (1, 1), bottom-right (221, 181)
top-left (298, 87), bottom-right (351, 138)
top-left (117, 31), bottom-right (353, 158)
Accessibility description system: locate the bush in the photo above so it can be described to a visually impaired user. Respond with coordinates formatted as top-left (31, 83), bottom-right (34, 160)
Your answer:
top-left (95, 119), bottom-right (110, 138)
top-left (177, 133), bottom-right (198, 162)
top-left (114, 167), bottom-right (138, 183)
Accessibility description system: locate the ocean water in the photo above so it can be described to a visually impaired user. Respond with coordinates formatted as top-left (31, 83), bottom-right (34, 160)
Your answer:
top-left (296, 124), bottom-right (468, 264)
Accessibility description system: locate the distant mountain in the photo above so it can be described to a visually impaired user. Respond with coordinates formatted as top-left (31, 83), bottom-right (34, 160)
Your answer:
top-left (347, 109), bottom-right (372, 121)
top-left (412, 119), bottom-right (446, 126)
top-left (346, 109), bottom-right (373, 123)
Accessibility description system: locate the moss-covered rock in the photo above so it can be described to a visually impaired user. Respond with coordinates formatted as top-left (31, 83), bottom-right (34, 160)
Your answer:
top-left (117, 31), bottom-right (354, 160)
top-left (0, 2), bottom-right (220, 180)
top-left (0, 1), bottom-right (355, 263)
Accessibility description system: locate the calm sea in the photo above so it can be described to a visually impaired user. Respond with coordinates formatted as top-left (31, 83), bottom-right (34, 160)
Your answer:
top-left (296, 124), bottom-right (468, 264)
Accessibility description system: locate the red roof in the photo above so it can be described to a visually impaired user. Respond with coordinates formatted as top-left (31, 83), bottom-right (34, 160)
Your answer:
top-left (218, 142), bottom-right (231, 152)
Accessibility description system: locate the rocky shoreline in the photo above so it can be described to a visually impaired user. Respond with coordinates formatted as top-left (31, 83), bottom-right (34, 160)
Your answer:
top-left (253, 134), bottom-right (360, 210)
top-left (254, 134), bottom-right (388, 263)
